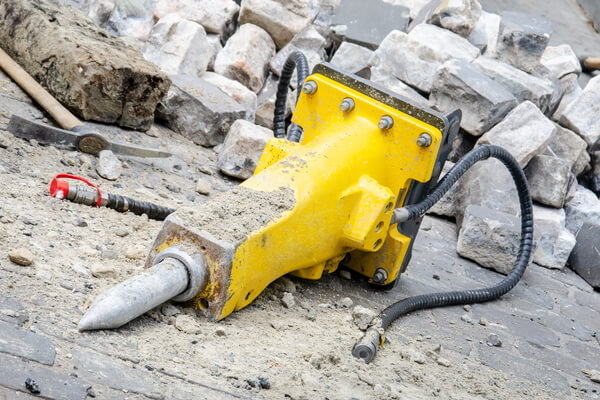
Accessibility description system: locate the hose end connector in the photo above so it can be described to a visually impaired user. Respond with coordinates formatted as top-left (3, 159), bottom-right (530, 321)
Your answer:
top-left (392, 207), bottom-right (410, 224)
top-left (352, 328), bottom-right (381, 363)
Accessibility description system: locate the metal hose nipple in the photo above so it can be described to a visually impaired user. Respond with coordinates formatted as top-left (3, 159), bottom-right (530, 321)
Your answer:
top-left (352, 327), bottom-right (382, 363)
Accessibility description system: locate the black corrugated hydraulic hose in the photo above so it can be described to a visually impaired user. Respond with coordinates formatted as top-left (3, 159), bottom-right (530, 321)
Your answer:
top-left (352, 145), bottom-right (533, 363)
top-left (105, 192), bottom-right (175, 221)
top-left (273, 51), bottom-right (309, 142)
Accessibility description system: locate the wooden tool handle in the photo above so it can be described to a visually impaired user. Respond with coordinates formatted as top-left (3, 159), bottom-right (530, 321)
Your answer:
top-left (583, 57), bottom-right (600, 71)
top-left (0, 47), bottom-right (81, 130)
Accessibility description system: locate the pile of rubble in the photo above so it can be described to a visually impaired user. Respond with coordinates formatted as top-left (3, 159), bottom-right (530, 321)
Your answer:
top-left (2, 0), bottom-right (600, 289)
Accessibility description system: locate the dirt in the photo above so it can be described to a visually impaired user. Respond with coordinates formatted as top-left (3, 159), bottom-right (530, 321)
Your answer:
top-left (177, 186), bottom-right (295, 243)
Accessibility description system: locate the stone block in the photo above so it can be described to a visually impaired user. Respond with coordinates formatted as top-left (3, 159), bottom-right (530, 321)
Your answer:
top-left (564, 184), bottom-right (600, 235)
top-left (532, 206), bottom-right (575, 270)
top-left (214, 24), bottom-right (276, 93)
top-left (559, 75), bottom-right (600, 146)
top-left (143, 15), bottom-right (210, 76)
top-left (218, 120), bottom-right (273, 179)
top-left (370, 68), bottom-right (429, 107)
top-left (467, 10), bottom-right (500, 54)
top-left (495, 11), bottom-right (552, 73)
top-left (206, 34), bottom-right (223, 72)
top-left (270, 25), bottom-right (326, 88)
top-left (478, 101), bottom-right (556, 166)
top-left (153, 0), bottom-right (239, 38)
top-left (546, 124), bottom-right (590, 176)
top-left (456, 205), bottom-right (521, 275)
top-left (330, 42), bottom-right (374, 74)
top-left (430, 59), bottom-right (516, 136)
top-left (331, 0), bottom-right (410, 49)
top-left (0, 354), bottom-right (88, 400)
top-left (473, 57), bottom-right (554, 113)
top-left (200, 72), bottom-right (257, 123)
top-left (416, 0), bottom-right (483, 37)
top-left (0, 321), bottom-right (55, 365)
top-left (525, 154), bottom-right (572, 208)
top-left (88, 0), bottom-right (156, 40)
top-left (540, 44), bottom-right (582, 80)
top-left (427, 161), bottom-right (459, 218)
top-left (0, 0), bottom-right (170, 131)
top-left (552, 74), bottom-right (582, 122)
top-left (370, 25), bottom-right (479, 92)
top-left (255, 74), bottom-right (294, 129)
top-left (156, 75), bottom-right (246, 146)
top-left (568, 222), bottom-right (600, 289)
top-left (238, 0), bottom-right (312, 49)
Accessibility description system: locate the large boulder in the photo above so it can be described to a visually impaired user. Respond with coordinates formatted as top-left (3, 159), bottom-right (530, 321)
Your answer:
top-left (218, 120), bottom-right (274, 179)
top-left (559, 75), bottom-right (600, 147)
top-left (0, 0), bottom-right (170, 131)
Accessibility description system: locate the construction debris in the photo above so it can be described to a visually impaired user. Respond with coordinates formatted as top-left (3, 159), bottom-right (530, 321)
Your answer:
top-left (0, 0), bottom-right (170, 131)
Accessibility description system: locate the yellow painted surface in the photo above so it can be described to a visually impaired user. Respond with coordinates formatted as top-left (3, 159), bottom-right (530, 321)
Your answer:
top-left (213, 72), bottom-right (444, 320)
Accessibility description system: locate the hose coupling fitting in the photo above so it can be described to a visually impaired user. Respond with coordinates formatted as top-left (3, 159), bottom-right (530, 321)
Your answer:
top-left (392, 207), bottom-right (410, 224)
top-left (352, 327), bottom-right (381, 363)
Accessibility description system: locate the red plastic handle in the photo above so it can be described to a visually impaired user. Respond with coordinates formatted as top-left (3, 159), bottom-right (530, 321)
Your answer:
top-left (49, 173), bottom-right (103, 207)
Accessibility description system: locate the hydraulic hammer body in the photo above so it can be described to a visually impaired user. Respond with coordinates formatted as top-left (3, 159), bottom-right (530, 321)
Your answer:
top-left (144, 64), bottom-right (461, 321)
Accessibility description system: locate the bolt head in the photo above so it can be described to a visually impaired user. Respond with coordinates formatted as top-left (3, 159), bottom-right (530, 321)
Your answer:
top-left (372, 268), bottom-right (388, 283)
top-left (417, 133), bottom-right (432, 147)
top-left (378, 116), bottom-right (394, 130)
top-left (340, 98), bottom-right (355, 112)
top-left (302, 80), bottom-right (318, 95)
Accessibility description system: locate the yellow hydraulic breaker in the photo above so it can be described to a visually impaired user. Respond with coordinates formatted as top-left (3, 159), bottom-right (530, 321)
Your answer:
top-left (145, 63), bottom-right (460, 321)
top-left (78, 63), bottom-right (460, 328)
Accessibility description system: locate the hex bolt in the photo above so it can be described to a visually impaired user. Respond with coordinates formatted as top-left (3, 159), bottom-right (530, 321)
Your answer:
top-left (372, 268), bottom-right (388, 284)
top-left (417, 133), bottom-right (432, 147)
top-left (378, 116), bottom-right (394, 130)
top-left (302, 80), bottom-right (318, 95)
top-left (340, 97), bottom-right (355, 112)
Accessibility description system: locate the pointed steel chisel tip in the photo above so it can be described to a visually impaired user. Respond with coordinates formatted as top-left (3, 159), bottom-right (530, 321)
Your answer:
top-left (78, 258), bottom-right (192, 331)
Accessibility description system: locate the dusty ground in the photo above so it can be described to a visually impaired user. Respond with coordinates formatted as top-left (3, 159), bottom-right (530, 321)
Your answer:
top-left (1, 66), bottom-right (600, 400)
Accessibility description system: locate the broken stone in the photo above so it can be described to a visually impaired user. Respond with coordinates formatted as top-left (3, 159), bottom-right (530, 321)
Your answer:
top-left (417, 0), bottom-right (483, 37)
top-left (478, 101), bottom-right (556, 166)
top-left (90, 264), bottom-right (116, 278)
top-left (564, 185), bottom-right (600, 235)
top-left (331, 0), bottom-right (410, 49)
top-left (238, 0), bottom-right (312, 49)
top-left (494, 11), bottom-right (552, 73)
top-left (8, 248), bottom-right (33, 266)
top-left (568, 222), bottom-right (600, 290)
top-left (175, 314), bottom-right (202, 334)
top-left (206, 34), bottom-right (223, 72)
top-left (430, 59), bottom-right (517, 136)
top-left (447, 129), bottom-right (477, 162)
top-left (156, 75), bottom-right (246, 147)
top-left (486, 333), bottom-right (502, 347)
top-left (153, 0), bottom-right (239, 38)
top-left (214, 24), bottom-right (276, 93)
top-left (467, 10), bottom-right (500, 54)
top-left (540, 45), bottom-right (582, 80)
top-left (352, 305), bottom-right (376, 330)
top-left (88, 0), bottom-right (156, 40)
top-left (96, 150), bottom-right (122, 181)
top-left (400, 347), bottom-right (426, 364)
top-left (473, 57), bottom-right (554, 113)
top-left (142, 15), bottom-right (211, 76)
top-left (369, 25), bottom-right (479, 92)
top-left (218, 120), bottom-right (273, 179)
top-left (255, 74), bottom-right (295, 129)
top-left (195, 178), bottom-right (212, 195)
top-left (0, 0), bottom-right (170, 131)
top-left (124, 246), bottom-right (145, 260)
top-left (370, 68), bottom-right (430, 107)
top-left (329, 42), bottom-right (374, 74)
top-left (552, 74), bottom-right (582, 122)
top-left (532, 206), bottom-right (575, 270)
top-left (201, 72), bottom-right (258, 122)
top-left (336, 297), bottom-right (353, 308)
top-left (281, 292), bottom-right (295, 308)
top-left (270, 25), bottom-right (326, 88)
top-left (457, 205), bottom-right (520, 274)
top-left (427, 161), bottom-right (460, 218)
top-left (436, 357), bottom-right (451, 367)
top-left (525, 155), bottom-right (572, 208)
top-left (546, 124), bottom-right (590, 176)
top-left (582, 369), bottom-right (600, 384)
top-left (559, 75), bottom-right (600, 146)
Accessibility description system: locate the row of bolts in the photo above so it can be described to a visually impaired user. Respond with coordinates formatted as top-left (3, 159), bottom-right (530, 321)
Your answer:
top-left (301, 80), bottom-right (433, 148)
